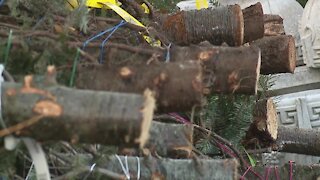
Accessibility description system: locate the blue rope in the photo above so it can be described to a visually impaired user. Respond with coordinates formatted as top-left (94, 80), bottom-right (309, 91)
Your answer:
top-left (99, 20), bottom-right (127, 64)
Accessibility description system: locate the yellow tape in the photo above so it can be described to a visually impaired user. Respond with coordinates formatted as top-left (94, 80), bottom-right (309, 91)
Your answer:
top-left (99, 2), bottom-right (160, 46)
top-left (196, 0), bottom-right (209, 10)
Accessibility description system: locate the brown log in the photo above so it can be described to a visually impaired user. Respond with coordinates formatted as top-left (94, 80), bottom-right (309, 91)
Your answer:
top-left (275, 127), bottom-right (320, 156)
top-left (76, 61), bottom-right (203, 113)
top-left (171, 44), bottom-right (261, 95)
top-left (103, 155), bottom-right (239, 180)
top-left (250, 35), bottom-right (296, 74)
top-left (242, 2), bottom-right (264, 43)
top-left (242, 98), bottom-right (278, 148)
top-left (120, 121), bottom-right (194, 158)
top-left (264, 14), bottom-right (285, 36)
top-left (159, 5), bottom-right (244, 46)
top-left (1, 67), bottom-right (155, 148)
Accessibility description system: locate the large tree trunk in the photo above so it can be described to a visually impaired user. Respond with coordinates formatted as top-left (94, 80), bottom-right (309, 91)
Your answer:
top-left (264, 14), bottom-right (285, 36)
top-left (242, 2), bottom-right (264, 43)
top-left (76, 61), bottom-right (203, 113)
top-left (250, 35), bottom-right (296, 74)
top-left (159, 5), bottom-right (244, 46)
top-left (171, 44), bottom-right (261, 95)
top-left (1, 68), bottom-right (155, 148)
top-left (120, 121), bottom-right (194, 158)
top-left (103, 155), bottom-right (239, 180)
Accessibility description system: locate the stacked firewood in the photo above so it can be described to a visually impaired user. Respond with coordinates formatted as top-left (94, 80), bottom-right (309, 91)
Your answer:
top-left (0, 1), bottom-right (308, 179)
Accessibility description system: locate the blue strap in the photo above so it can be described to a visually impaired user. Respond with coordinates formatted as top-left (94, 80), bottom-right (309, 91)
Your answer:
top-left (99, 20), bottom-right (127, 63)
top-left (0, 0), bottom-right (4, 6)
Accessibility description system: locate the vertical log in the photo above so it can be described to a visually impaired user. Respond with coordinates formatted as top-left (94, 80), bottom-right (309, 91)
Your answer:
top-left (160, 5), bottom-right (244, 46)
top-left (250, 35), bottom-right (296, 74)
top-left (264, 14), bottom-right (285, 36)
top-left (243, 98), bottom-right (278, 148)
top-left (242, 2), bottom-right (264, 43)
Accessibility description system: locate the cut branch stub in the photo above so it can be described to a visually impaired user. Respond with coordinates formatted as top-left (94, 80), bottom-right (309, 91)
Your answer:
top-left (250, 35), bottom-right (296, 74)
top-left (76, 61), bottom-right (203, 113)
top-left (171, 44), bottom-right (261, 95)
top-left (242, 2), bottom-right (264, 43)
top-left (242, 98), bottom-right (278, 148)
top-left (264, 14), bottom-right (285, 36)
top-left (2, 75), bottom-right (155, 148)
top-left (160, 5), bottom-right (244, 46)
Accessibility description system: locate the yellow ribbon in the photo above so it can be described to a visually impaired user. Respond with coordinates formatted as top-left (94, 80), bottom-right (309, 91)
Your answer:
top-left (196, 0), bottom-right (209, 10)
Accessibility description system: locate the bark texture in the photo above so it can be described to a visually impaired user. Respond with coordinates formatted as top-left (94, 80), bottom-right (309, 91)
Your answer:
top-left (120, 121), bottom-right (194, 158)
top-left (104, 155), bottom-right (239, 180)
top-left (264, 14), bottom-right (285, 36)
top-left (76, 61), bottom-right (203, 113)
top-left (276, 127), bottom-right (320, 156)
top-left (1, 70), bottom-right (155, 148)
top-left (243, 98), bottom-right (278, 148)
top-left (250, 35), bottom-right (296, 74)
top-left (160, 5), bottom-right (244, 46)
top-left (171, 44), bottom-right (261, 95)
top-left (242, 2), bottom-right (264, 43)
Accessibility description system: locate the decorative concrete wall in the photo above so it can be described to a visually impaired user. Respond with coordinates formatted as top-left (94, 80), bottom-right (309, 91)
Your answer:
top-left (299, 0), bottom-right (320, 68)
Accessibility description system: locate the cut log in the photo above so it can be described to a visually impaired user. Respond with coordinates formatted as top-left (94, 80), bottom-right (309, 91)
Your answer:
top-left (242, 2), bottom-right (264, 43)
top-left (264, 14), bottom-right (285, 36)
top-left (120, 121), bottom-right (194, 158)
top-left (159, 5), bottom-right (244, 46)
top-left (242, 98), bottom-right (278, 148)
top-left (103, 155), bottom-right (239, 180)
top-left (275, 127), bottom-right (320, 156)
top-left (1, 67), bottom-right (155, 148)
top-left (76, 61), bottom-right (203, 113)
top-left (250, 35), bottom-right (296, 74)
top-left (171, 44), bottom-right (261, 95)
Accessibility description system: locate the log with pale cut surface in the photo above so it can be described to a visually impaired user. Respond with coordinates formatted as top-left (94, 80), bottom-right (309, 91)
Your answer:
top-left (242, 98), bottom-right (278, 148)
top-left (0, 67), bottom-right (155, 148)
top-left (250, 35), bottom-right (296, 74)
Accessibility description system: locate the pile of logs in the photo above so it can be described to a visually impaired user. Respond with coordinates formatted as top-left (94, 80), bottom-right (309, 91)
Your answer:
top-left (0, 1), bottom-right (308, 179)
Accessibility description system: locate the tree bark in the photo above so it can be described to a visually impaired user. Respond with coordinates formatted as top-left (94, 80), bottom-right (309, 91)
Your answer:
top-left (120, 121), bottom-right (194, 158)
top-left (242, 2), bottom-right (264, 43)
top-left (264, 14), bottom-right (285, 36)
top-left (103, 155), bottom-right (239, 180)
top-left (159, 5), bottom-right (244, 46)
top-left (171, 44), bottom-right (261, 95)
top-left (250, 35), bottom-right (296, 74)
top-left (1, 68), bottom-right (155, 148)
top-left (76, 61), bottom-right (203, 113)
top-left (275, 127), bottom-right (320, 156)
top-left (242, 98), bottom-right (278, 148)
